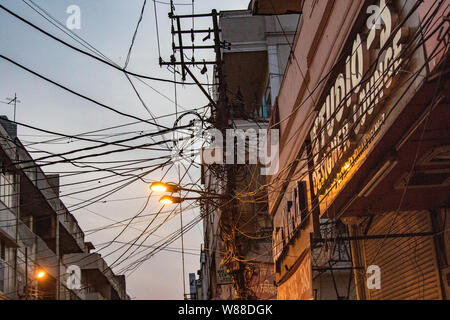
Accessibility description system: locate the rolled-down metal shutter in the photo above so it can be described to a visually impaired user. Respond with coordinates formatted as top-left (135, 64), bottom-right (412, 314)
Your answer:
top-left (362, 210), bottom-right (442, 300)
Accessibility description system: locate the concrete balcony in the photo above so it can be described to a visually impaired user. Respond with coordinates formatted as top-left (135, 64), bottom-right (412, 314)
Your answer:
top-left (0, 202), bottom-right (87, 300)
top-left (16, 145), bottom-right (85, 252)
top-left (0, 123), bottom-right (85, 253)
top-left (85, 291), bottom-right (105, 300)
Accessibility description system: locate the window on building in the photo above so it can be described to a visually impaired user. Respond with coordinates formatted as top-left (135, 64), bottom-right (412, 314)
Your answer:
top-left (0, 172), bottom-right (14, 208)
top-left (260, 84), bottom-right (272, 119)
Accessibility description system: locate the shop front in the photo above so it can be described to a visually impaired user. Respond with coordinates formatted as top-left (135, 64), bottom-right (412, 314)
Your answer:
top-left (271, 0), bottom-right (449, 300)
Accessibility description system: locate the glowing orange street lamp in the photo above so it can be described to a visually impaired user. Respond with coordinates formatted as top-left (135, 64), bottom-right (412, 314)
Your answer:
top-left (150, 181), bottom-right (225, 198)
top-left (36, 270), bottom-right (47, 280)
top-left (159, 195), bottom-right (183, 205)
top-left (159, 194), bottom-right (225, 205)
top-left (150, 182), bottom-right (179, 193)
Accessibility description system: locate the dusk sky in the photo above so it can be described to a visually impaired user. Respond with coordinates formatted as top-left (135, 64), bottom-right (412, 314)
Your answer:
top-left (0, 0), bottom-right (249, 299)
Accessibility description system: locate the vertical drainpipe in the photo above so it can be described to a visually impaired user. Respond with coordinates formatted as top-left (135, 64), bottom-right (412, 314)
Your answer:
top-left (25, 247), bottom-right (27, 298)
top-left (347, 224), bottom-right (367, 300)
top-left (56, 216), bottom-right (60, 300)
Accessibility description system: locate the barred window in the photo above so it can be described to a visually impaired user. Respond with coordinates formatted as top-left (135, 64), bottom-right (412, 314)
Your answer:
top-left (0, 173), bottom-right (14, 208)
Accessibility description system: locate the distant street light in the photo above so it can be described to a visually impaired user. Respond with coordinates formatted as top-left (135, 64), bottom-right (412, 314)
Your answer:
top-left (150, 181), bottom-right (224, 198)
top-left (158, 194), bottom-right (226, 205)
top-left (36, 270), bottom-right (47, 280)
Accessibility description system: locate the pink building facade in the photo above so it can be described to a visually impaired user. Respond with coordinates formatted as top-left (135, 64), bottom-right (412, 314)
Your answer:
top-left (256, 0), bottom-right (450, 300)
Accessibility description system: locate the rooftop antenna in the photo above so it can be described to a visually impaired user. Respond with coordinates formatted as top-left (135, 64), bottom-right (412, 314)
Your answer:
top-left (6, 93), bottom-right (21, 122)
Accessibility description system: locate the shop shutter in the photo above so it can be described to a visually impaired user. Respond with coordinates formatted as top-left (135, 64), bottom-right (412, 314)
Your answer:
top-left (362, 210), bottom-right (442, 300)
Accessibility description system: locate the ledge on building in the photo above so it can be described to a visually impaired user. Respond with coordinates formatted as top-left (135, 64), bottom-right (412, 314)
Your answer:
top-left (250, 0), bottom-right (303, 15)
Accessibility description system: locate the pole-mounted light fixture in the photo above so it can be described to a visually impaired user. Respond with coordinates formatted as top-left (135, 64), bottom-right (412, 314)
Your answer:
top-left (158, 194), bottom-right (223, 205)
top-left (152, 182), bottom-right (226, 207)
top-left (150, 182), bottom-right (179, 193)
top-left (159, 195), bottom-right (183, 205)
top-left (150, 181), bottom-right (224, 198)
top-left (36, 269), bottom-right (47, 280)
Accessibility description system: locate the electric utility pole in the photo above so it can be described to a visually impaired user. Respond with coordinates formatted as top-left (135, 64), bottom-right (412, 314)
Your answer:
top-left (161, 6), bottom-right (248, 299)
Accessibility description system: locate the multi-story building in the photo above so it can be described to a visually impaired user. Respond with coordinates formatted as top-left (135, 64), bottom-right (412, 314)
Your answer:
top-left (255, 0), bottom-right (450, 300)
top-left (198, 8), bottom-right (299, 300)
top-left (0, 116), bottom-right (128, 300)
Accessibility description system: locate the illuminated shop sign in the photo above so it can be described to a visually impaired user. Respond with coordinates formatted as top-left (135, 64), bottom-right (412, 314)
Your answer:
top-left (273, 181), bottom-right (310, 263)
top-left (310, 0), bottom-right (408, 196)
